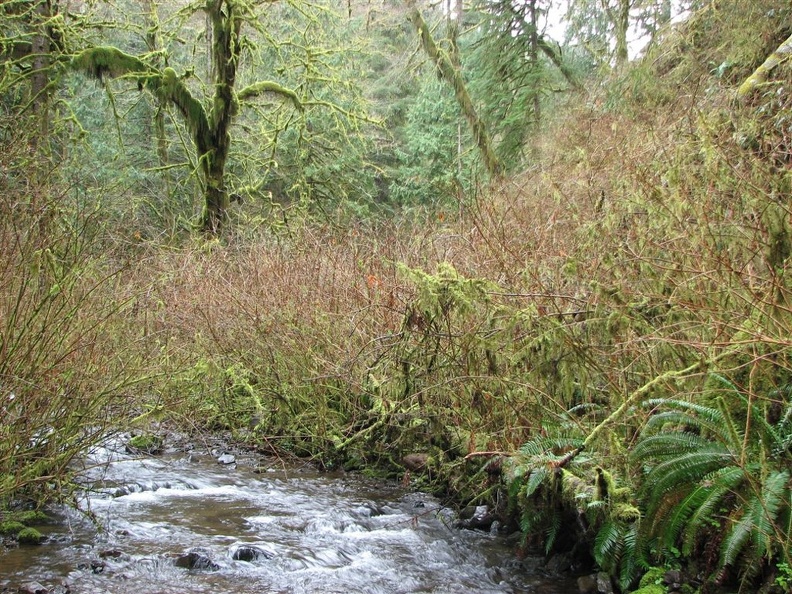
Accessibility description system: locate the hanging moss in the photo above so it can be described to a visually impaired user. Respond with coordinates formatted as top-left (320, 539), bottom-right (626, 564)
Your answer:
top-left (154, 67), bottom-right (211, 152)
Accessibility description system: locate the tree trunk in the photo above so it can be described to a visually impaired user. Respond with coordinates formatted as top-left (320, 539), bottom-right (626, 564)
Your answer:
top-left (141, 0), bottom-right (171, 195)
top-left (528, 0), bottom-right (540, 127)
top-left (608, 0), bottom-right (630, 69)
top-left (200, 0), bottom-right (243, 232)
top-left (406, 0), bottom-right (502, 179)
top-left (738, 32), bottom-right (792, 99)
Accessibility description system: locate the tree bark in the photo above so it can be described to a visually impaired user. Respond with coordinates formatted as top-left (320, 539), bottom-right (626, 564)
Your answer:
top-left (603, 0), bottom-right (631, 69)
top-left (30, 0), bottom-right (52, 140)
top-left (528, 0), bottom-right (540, 127)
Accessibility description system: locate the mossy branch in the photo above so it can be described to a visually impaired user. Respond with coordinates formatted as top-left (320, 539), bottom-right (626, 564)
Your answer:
top-left (538, 38), bottom-right (582, 92)
top-left (738, 32), bottom-right (792, 98)
top-left (70, 46), bottom-right (153, 85)
top-left (237, 80), bottom-right (304, 111)
top-left (153, 68), bottom-right (211, 153)
top-left (70, 47), bottom-right (211, 154)
top-left (557, 354), bottom-right (731, 468)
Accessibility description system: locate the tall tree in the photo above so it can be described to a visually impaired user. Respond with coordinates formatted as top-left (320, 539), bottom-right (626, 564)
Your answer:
top-left (469, 0), bottom-right (580, 166)
top-left (1, 0), bottom-right (64, 146)
top-left (70, 0), bottom-right (320, 232)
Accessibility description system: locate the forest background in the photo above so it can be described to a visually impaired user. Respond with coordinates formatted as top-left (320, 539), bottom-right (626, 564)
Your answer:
top-left (3, 0), bottom-right (792, 592)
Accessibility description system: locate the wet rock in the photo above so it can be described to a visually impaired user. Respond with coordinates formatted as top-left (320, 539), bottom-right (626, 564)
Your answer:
top-left (663, 569), bottom-right (682, 589)
top-left (90, 560), bottom-right (105, 574)
top-left (217, 453), bottom-right (236, 465)
top-left (50, 581), bottom-right (71, 594)
top-left (544, 552), bottom-right (572, 574)
top-left (98, 548), bottom-right (124, 559)
top-left (174, 548), bottom-right (220, 571)
top-left (577, 574), bottom-right (597, 594)
top-left (230, 544), bottom-right (274, 562)
top-left (456, 505), bottom-right (496, 531)
top-left (596, 572), bottom-right (614, 594)
top-left (17, 583), bottom-right (48, 594)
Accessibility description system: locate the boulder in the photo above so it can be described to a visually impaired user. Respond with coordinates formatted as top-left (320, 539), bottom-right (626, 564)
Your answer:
top-left (577, 574), bottom-right (597, 594)
top-left (596, 572), bottom-right (614, 594)
top-left (456, 505), bottom-right (496, 531)
top-left (174, 548), bottom-right (220, 571)
top-left (230, 544), bottom-right (274, 562)
top-left (217, 453), bottom-right (236, 465)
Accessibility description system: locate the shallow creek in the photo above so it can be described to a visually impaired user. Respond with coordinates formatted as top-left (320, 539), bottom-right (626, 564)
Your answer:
top-left (1, 442), bottom-right (577, 593)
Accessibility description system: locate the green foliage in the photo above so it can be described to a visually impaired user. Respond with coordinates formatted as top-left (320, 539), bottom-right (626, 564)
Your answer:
top-left (388, 77), bottom-right (470, 206)
top-left (127, 433), bottom-right (163, 454)
top-left (507, 430), bottom-right (643, 590)
top-left (633, 377), bottom-right (792, 588)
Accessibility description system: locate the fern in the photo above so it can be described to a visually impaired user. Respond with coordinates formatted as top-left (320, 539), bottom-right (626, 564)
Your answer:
top-left (634, 385), bottom-right (792, 589)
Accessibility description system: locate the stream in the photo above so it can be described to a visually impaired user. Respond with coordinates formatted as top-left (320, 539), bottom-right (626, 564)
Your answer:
top-left (1, 439), bottom-right (578, 593)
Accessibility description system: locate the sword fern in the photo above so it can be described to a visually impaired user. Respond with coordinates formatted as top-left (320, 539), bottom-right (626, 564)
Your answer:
top-left (633, 376), bottom-right (792, 589)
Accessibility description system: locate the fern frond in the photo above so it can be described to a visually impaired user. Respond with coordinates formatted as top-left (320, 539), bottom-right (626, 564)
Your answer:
top-left (545, 509), bottom-right (562, 554)
top-left (681, 465), bottom-right (746, 555)
top-left (722, 494), bottom-right (771, 568)
top-left (594, 520), bottom-right (624, 570)
top-left (643, 447), bottom-right (733, 513)
top-left (632, 431), bottom-right (715, 462)
top-left (643, 399), bottom-right (726, 436)
top-left (715, 397), bottom-right (746, 453)
top-left (519, 435), bottom-right (585, 456)
top-left (618, 523), bottom-right (642, 591)
top-left (749, 470), bottom-right (791, 559)
top-left (524, 466), bottom-right (550, 498)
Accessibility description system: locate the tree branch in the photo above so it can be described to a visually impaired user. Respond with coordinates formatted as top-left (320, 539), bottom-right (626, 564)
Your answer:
top-left (237, 80), bottom-right (304, 111)
top-left (738, 32), bottom-right (792, 99)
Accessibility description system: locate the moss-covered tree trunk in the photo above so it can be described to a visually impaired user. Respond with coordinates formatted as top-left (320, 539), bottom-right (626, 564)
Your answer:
top-left (200, 0), bottom-right (242, 232)
top-left (405, 0), bottom-right (502, 179)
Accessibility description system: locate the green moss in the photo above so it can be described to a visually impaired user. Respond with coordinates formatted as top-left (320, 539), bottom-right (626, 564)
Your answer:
top-left (71, 46), bottom-right (151, 83)
top-left (0, 521), bottom-right (25, 535)
top-left (16, 527), bottom-right (43, 545)
top-left (630, 586), bottom-right (665, 594)
top-left (127, 433), bottom-right (163, 454)
top-left (639, 568), bottom-right (666, 588)
top-left (14, 510), bottom-right (49, 525)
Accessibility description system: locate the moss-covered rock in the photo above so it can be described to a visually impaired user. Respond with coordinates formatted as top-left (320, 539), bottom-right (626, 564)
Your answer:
top-left (126, 433), bottom-right (163, 454)
top-left (630, 586), bottom-right (665, 594)
top-left (0, 520), bottom-right (26, 536)
top-left (16, 527), bottom-right (43, 544)
top-left (638, 567), bottom-right (667, 589)
top-left (15, 510), bottom-right (49, 525)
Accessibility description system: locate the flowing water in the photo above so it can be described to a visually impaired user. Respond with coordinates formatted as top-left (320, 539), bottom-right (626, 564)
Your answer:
top-left (1, 441), bottom-right (578, 593)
